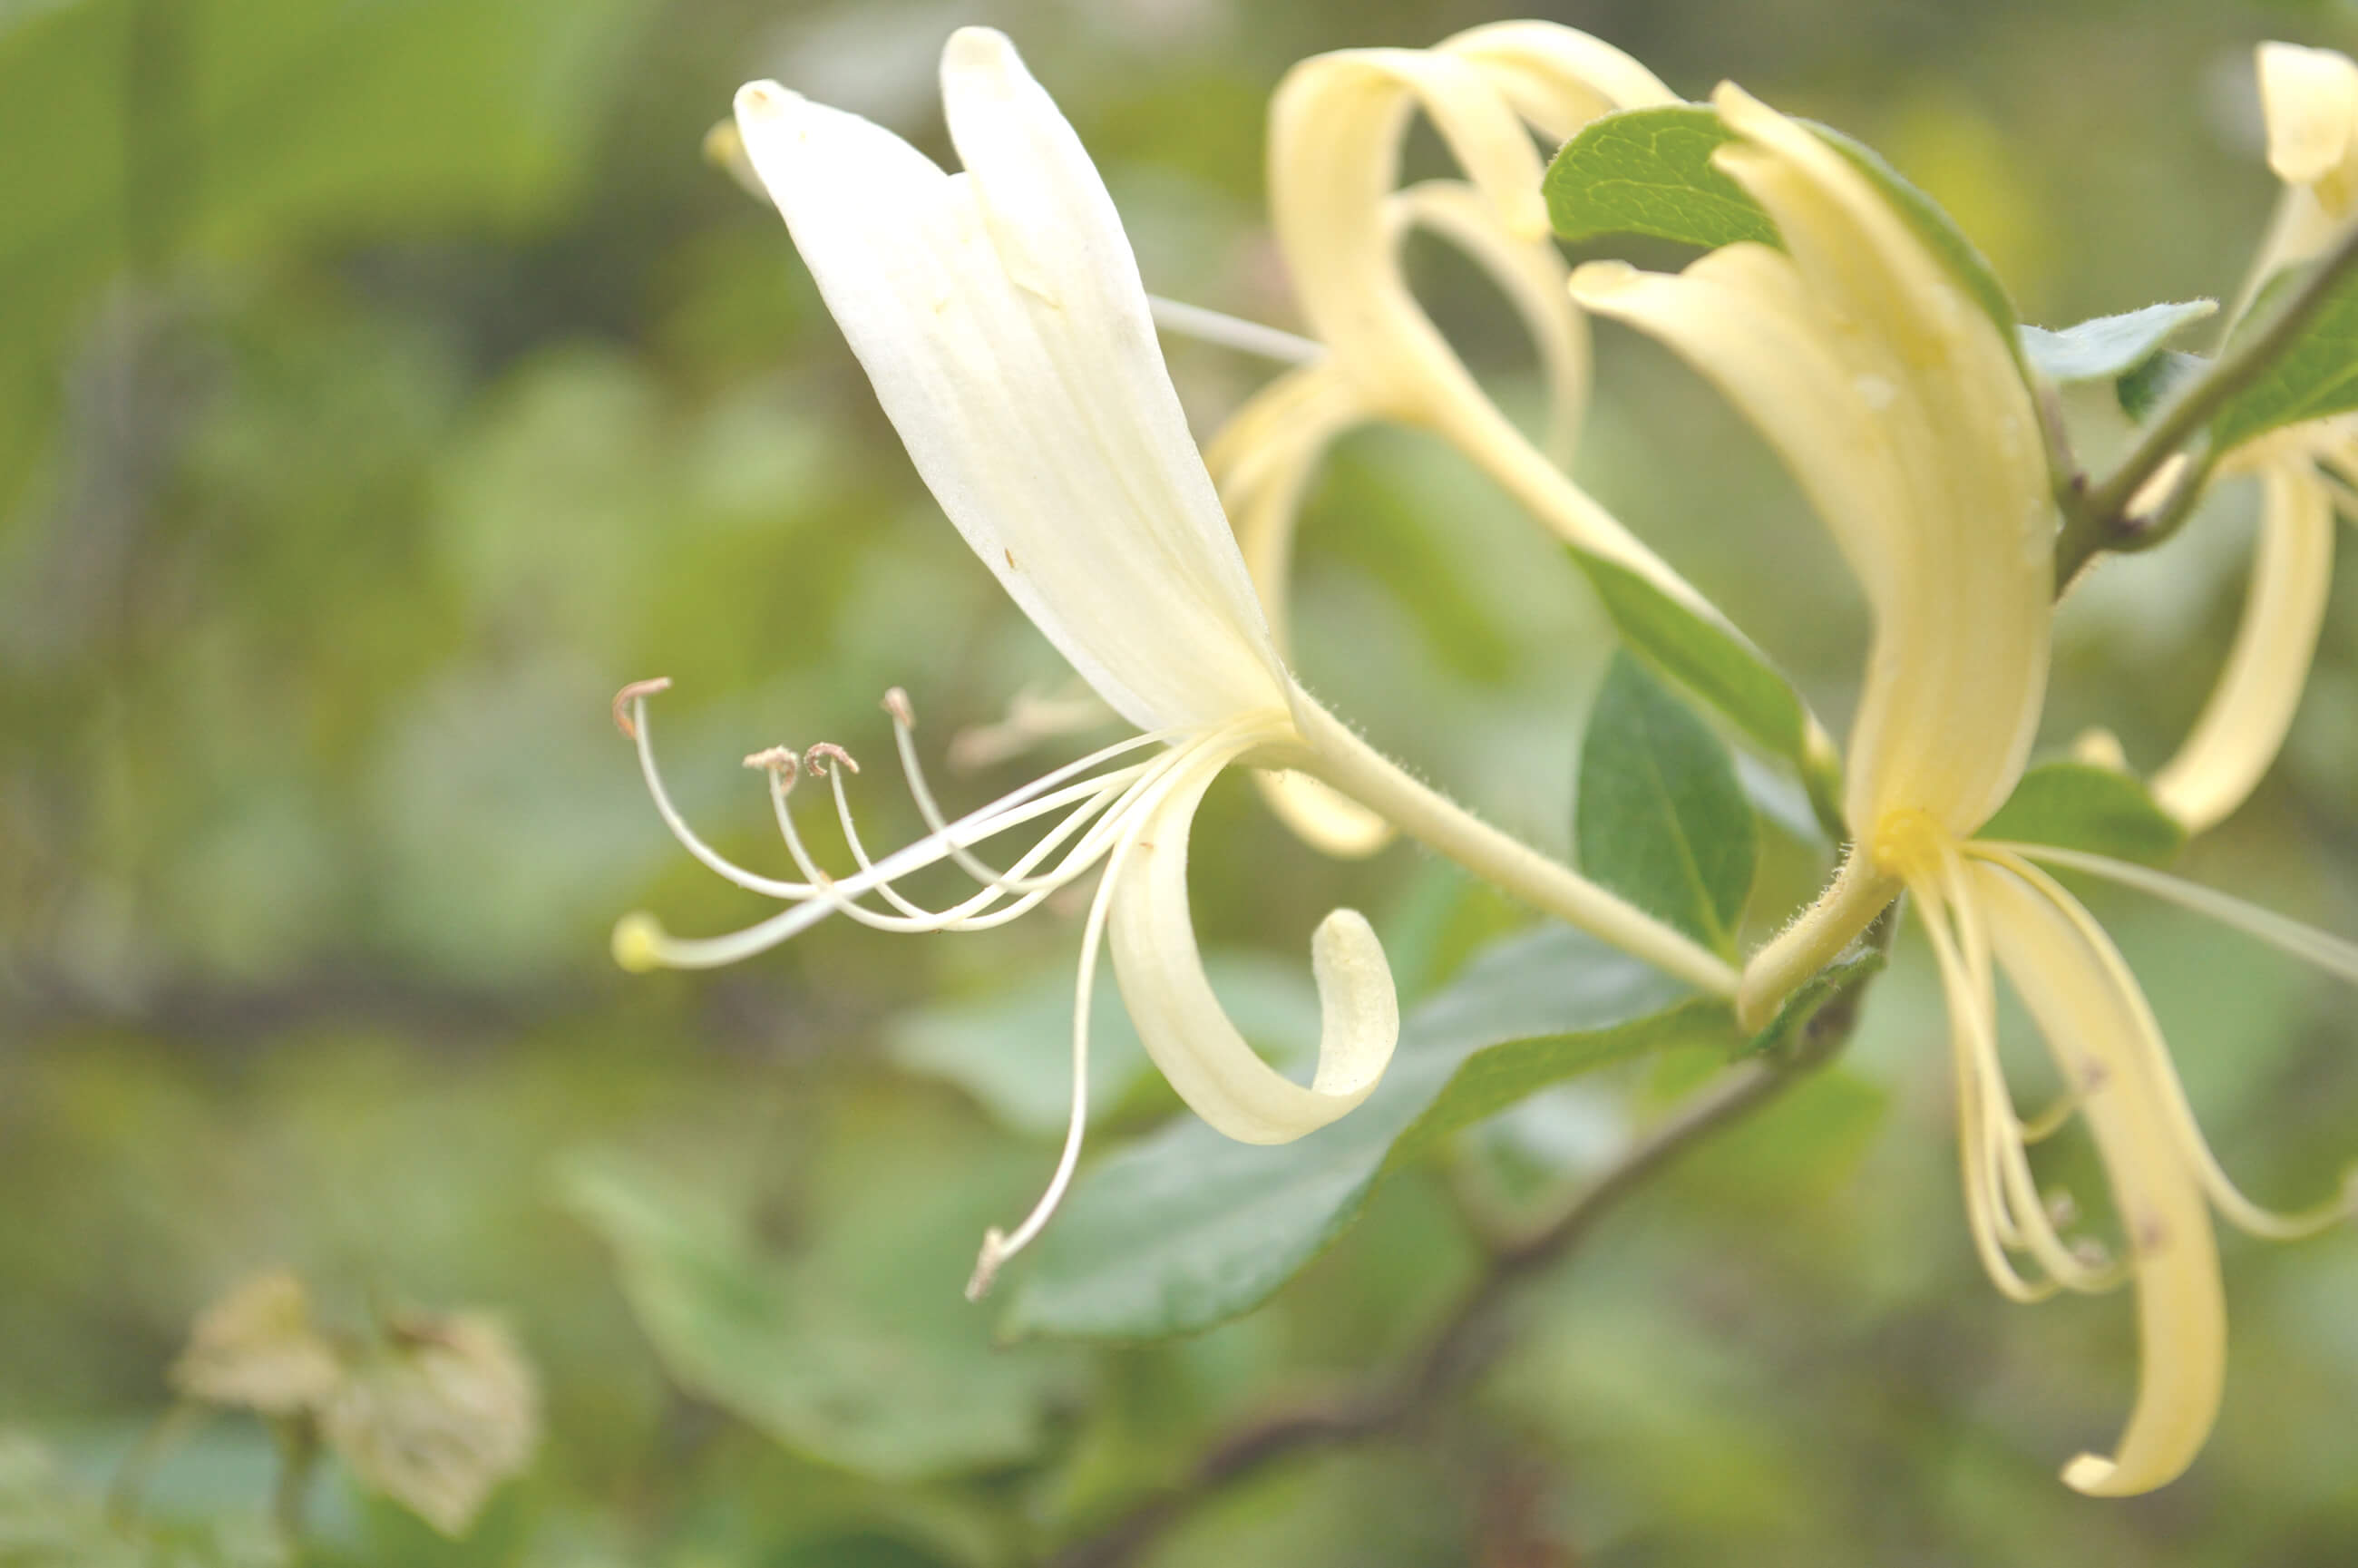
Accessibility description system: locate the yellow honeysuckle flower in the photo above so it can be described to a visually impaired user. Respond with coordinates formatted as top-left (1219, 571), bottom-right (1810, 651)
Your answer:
top-left (1576, 82), bottom-right (2358, 1496)
top-left (612, 28), bottom-right (1739, 1297)
top-left (2141, 43), bottom-right (2358, 834)
top-left (1202, 24), bottom-right (1720, 859)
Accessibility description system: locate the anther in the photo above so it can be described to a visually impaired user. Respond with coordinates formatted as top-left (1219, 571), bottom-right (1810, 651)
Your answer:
top-left (965, 1228), bottom-right (1011, 1301)
top-left (611, 677), bottom-right (673, 739)
top-left (804, 743), bottom-right (859, 777)
top-left (2132, 1213), bottom-right (2171, 1257)
top-left (883, 687), bottom-right (915, 728)
top-left (743, 745), bottom-right (800, 784)
top-left (2080, 1062), bottom-right (2111, 1094)
top-left (2045, 1189), bottom-right (2079, 1229)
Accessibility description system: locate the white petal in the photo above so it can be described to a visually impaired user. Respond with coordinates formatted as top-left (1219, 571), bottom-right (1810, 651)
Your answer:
top-left (1972, 862), bottom-right (2226, 1497)
top-left (2151, 460), bottom-right (2335, 832)
top-left (1107, 755), bottom-right (1398, 1144)
top-left (732, 34), bottom-right (1284, 735)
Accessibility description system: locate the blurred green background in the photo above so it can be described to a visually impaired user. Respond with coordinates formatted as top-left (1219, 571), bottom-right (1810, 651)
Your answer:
top-left (5, 0), bottom-right (2358, 1563)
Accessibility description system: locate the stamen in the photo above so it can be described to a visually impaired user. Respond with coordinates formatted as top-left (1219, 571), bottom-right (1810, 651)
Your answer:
top-left (804, 742), bottom-right (859, 777)
top-left (612, 677), bottom-right (671, 739)
top-left (1146, 294), bottom-right (1324, 365)
top-left (966, 745), bottom-right (1210, 1298)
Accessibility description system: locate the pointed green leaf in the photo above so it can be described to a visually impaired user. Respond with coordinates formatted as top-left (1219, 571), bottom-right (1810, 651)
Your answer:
top-left (1000, 927), bottom-right (1729, 1340)
top-left (1977, 762), bottom-right (2186, 866)
top-left (1576, 655), bottom-right (1758, 957)
top-left (2208, 265), bottom-right (2358, 452)
top-left (1543, 103), bottom-right (1778, 250)
top-left (2020, 300), bottom-right (2217, 383)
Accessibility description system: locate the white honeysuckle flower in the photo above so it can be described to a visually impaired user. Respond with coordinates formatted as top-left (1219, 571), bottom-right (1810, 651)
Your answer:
top-left (1575, 82), bottom-right (2358, 1497)
top-left (613, 27), bottom-right (1740, 1298)
top-left (2139, 44), bottom-right (2358, 835)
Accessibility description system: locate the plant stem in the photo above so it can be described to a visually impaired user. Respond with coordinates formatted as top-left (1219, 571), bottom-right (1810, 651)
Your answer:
top-left (1047, 919), bottom-right (1885, 1568)
top-left (2059, 220), bottom-right (2358, 583)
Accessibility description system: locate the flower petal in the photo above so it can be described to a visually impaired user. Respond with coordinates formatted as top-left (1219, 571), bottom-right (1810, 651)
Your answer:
top-left (1437, 21), bottom-right (1675, 143)
top-left (1107, 754), bottom-right (1398, 1144)
top-left (2258, 42), bottom-right (2358, 192)
top-left (732, 31), bottom-right (1284, 734)
top-left (2151, 458), bottom-right (2335, 832)
top-left (1971, 861), bottom-right (2225, 1497)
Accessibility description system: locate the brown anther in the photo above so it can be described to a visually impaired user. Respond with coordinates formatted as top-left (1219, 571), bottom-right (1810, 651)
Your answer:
top-left (2045, 1190), bottom-right (2080, 1230)
top-left (882, 687), bottom-right (915, 728)
top-left (804, 743), bottom-right (859, 777)
top-left (2080, 1062), bottom-right (2111, 1093)
top-left (2132, 1213), bottom-right (2171, 1257)
top-left (743, 745), bottom-right (800, 782)
top-left (611, 677), bottom-right (673, 738)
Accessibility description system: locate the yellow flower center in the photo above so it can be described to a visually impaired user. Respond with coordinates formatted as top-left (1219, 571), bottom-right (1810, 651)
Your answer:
top-left (1872, 807), bottom-right (1950, 885)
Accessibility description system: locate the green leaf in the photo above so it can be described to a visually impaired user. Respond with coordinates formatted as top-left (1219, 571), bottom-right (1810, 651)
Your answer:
top-left (559, 1105), bottom-right (1074, 1479)
top-left (1544, 105), bottom-right (2019, 341)
top-left (1977, 762), bottom-right (2186, 866)
top-left (2118, 349), bottom-right (2207, 424)
top-left (1000, 927), bottom-right (1729, 1339)
top-left (2020, 301), bottom-right (2217, 383)
top-left (1543, 104), bottom-right (1778, 250)
top-left (2208, 265), bottom-right (2358, 451)
top-left (1575, 655), bottom-right (1758, 957)
top-left (1567, 548), bottom-right (1816, 771)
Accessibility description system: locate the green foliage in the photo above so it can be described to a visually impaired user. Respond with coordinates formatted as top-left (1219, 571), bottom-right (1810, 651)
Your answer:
top-left (2019, 300), bottom-right (2217, 383)
top-left (1542, 104), bottom-right (2020, 340)
top-left (560, 1112), bottom-right (1077, 1481)
top-left (1576, 655), bottom-right (1758, 957)
top-left (1566, 548), bottom-right (1813, 770)
top-left (2118, 348), bottom-right (2208, 423)
top-left (2208, 266), bottom-right (2358, 451)
top-left (1002, 926), bottom-right (1728, 1339)
top-left (1543, 104), bottom-right (1779, 250)
top-left (1977, 762), bottom-right (2187, 866)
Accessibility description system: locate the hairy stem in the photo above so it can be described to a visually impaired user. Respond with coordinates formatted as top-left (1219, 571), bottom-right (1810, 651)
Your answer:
top-left (2058, 220), bottom-right (2358, 583)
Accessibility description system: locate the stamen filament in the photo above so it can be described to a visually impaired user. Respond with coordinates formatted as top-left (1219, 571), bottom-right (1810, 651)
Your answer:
top-left (1146, 294), bottom-right (1324, 365)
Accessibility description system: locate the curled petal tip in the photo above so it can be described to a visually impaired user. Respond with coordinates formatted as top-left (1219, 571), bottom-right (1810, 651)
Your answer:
top-left (612, 677), bottom-right (672, 738)
top-left (2061, 1453), bottom-right (2118, 1495)
top-left (611, 912), bottom-right (667, 973)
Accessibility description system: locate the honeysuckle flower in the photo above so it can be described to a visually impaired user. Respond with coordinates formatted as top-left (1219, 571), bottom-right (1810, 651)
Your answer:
top-left (2139, 43), bottom-right (2358, 834)
top-left (613, 28), bottom-right (1739, 1297)
top-left (1196, 24), bottom-right (1736, 858)
top-left (1575, 82), bottom-right (2358, 1495)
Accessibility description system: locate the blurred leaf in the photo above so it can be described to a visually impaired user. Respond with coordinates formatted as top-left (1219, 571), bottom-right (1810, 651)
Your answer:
top-left (2209, 266), bottom-right (2358, 452)
top-left (1544, 104), bottom-right (1778, 250)
top-left (171, 1271), bottom-right (343, 1417)
top-left (1544, 105), bottom-right (2019, 340)
top-left (1002, 927), bottom-right (1728, 1339)
top-left (560, 1133), bottom-right (1072, 1481)
top-left (2019, 300), bottom-right (2216, 383)
top-left (1567, 548), bottom-right (1809, 766)
top-left (322, 1313), bottom-right (539, 1539)
top-left (1978, 762), bottom-right (2186, 866)
top-left (2118, 348), bottom-right (2207, 424)
top-left (1576, 654), bottom-right (1757, 956)
top-left (887, 951), bottom-right (1316, 1140)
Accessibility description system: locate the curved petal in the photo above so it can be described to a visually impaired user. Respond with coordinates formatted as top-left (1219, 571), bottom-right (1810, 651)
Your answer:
top-left (1437, 21), bottom-right (1676, 143)
top-left (1388, 179), bottom-right (1587, 466)
top-left (1107, 753), bottom-right (1398, 1144)
top-left (1971, 862), bottom-right (2225, 1497)
top-left (732, 30), bottom-right (1284, 734)
top-left (1579, 86), bottom-right (2054, 842)
top-left (2151, 460), bottom-right (2335, 832)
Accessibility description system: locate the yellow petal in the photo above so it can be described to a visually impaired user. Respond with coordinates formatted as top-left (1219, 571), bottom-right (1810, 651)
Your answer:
top-left (2151, 459), bottom-right (2335, 832)
top-left (1106, 753), bottom-right (1398, 1143)
top-left (1971, 862), bottom-right (2225, 1497)
top-left (1437, 20), bottom-right (1676, 142)
top-left (2257, 42), bottom-right (2358, 192)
